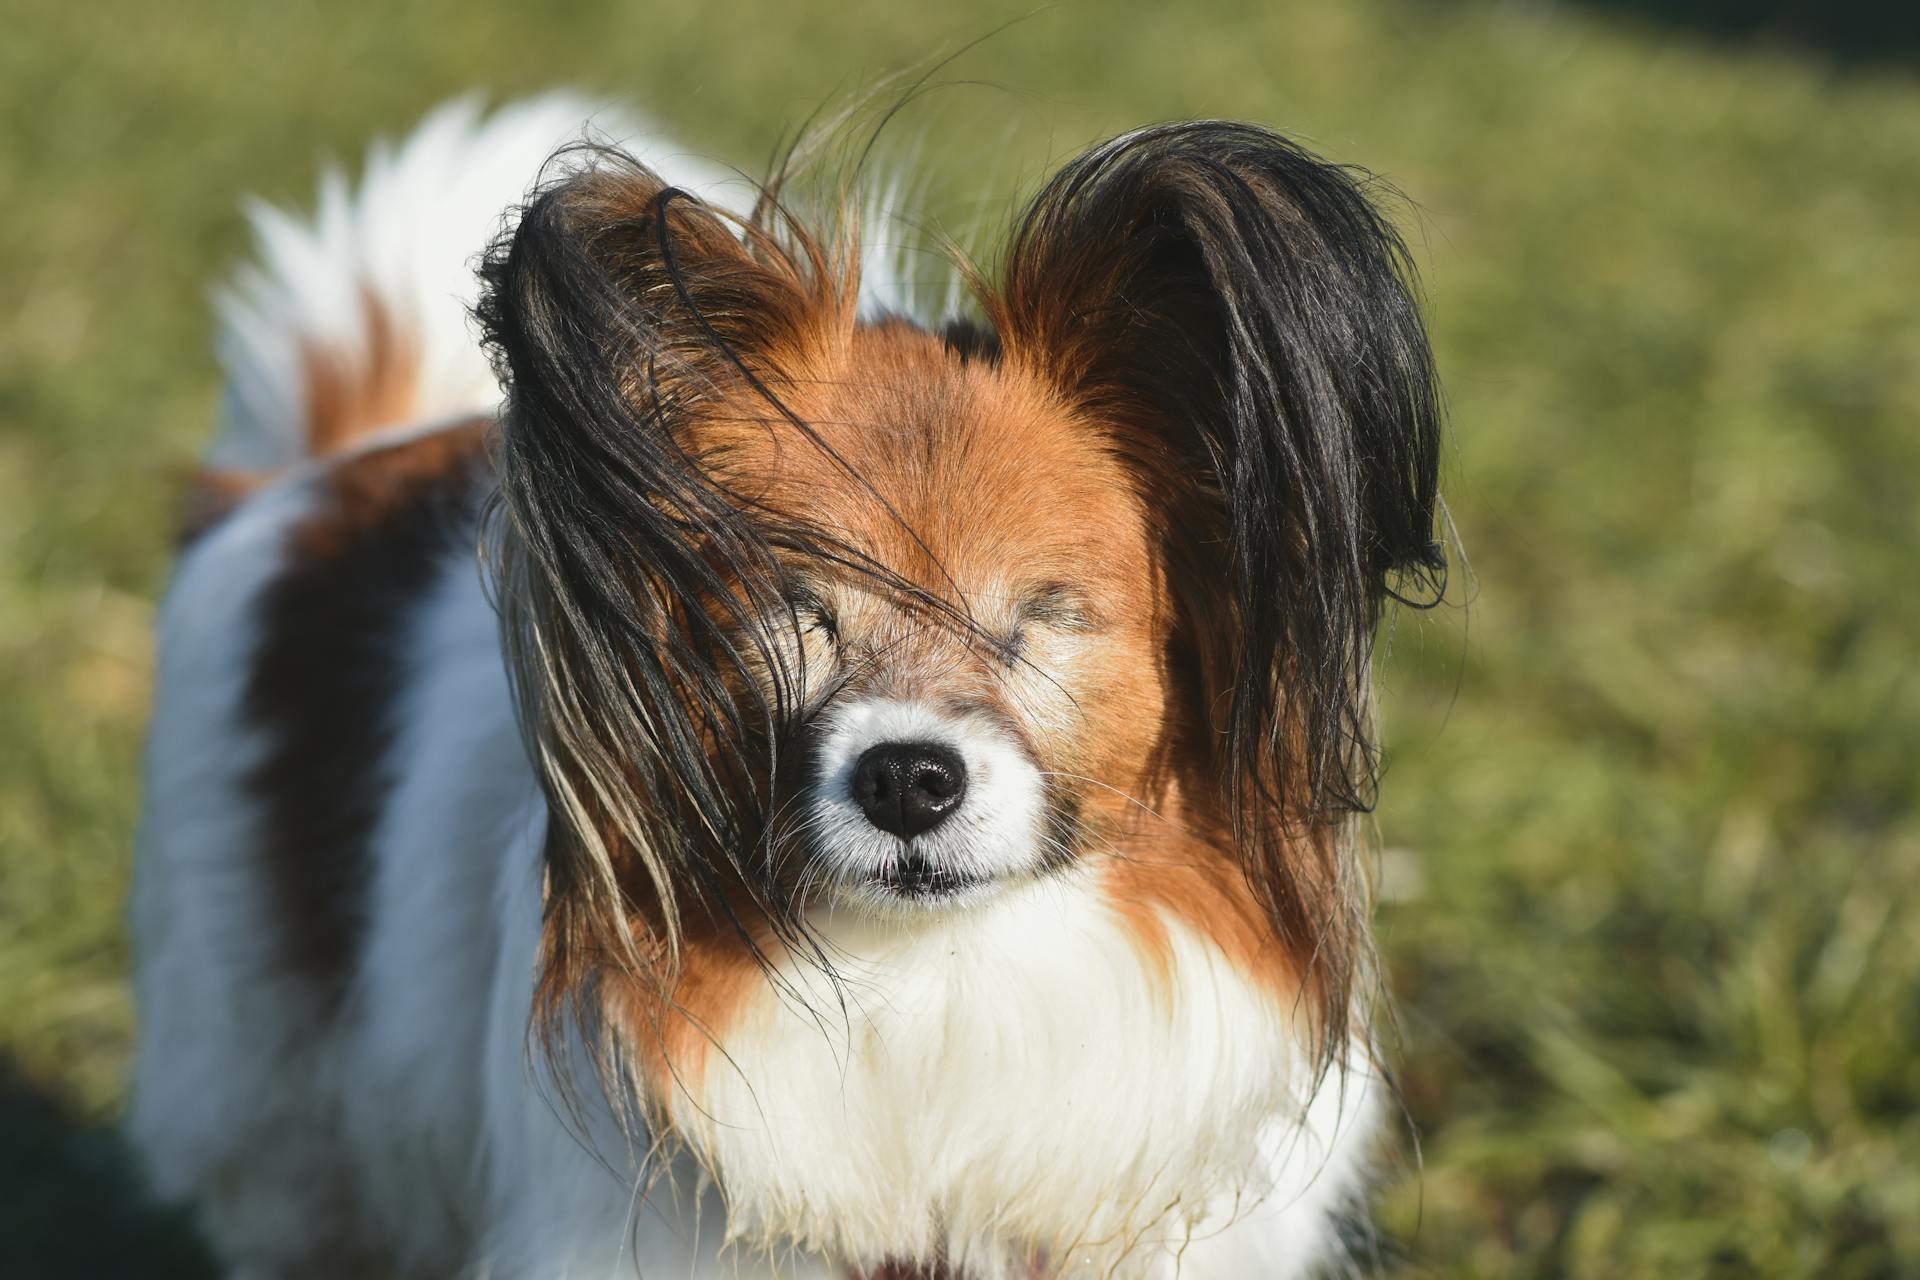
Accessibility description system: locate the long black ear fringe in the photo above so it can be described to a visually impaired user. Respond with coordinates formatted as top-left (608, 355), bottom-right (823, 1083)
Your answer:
top-left (999, 121), bottom-right (1444, 821)
top-left (475, 151), bottom-right (833, 973)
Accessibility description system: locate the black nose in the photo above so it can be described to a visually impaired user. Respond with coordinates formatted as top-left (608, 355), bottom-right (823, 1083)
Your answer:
top-left (850, 742), bottom-right (967, 839)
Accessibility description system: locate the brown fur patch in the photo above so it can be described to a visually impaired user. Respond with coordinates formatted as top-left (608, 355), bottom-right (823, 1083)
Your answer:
top-left (1100, 816), bottom-right (1305, 1007)
top-left (601, 926), bottom-right (771, 1101)
top-left (302, 289), bottom-right (420, 455)
top-left (243, 418), bottom-right (489, 1002)
top-left (181, 292), bottom-right (423, 547)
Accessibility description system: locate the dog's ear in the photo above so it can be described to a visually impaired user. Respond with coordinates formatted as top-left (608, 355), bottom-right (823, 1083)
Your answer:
top-left (992, 123), bottom-right (1444, 1048)
top-left (479, 159), bottom-right (838, 454)
top-left (478, 157), bottom-right (846, 994)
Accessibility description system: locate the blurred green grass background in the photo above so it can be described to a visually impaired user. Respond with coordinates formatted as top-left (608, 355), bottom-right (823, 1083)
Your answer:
top-left (4, 0), bottom-right (1918, 1274)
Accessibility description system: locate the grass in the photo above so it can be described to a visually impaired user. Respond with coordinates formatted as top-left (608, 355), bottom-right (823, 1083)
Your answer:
top-left (4, 0), bottom-right (1917, 1274)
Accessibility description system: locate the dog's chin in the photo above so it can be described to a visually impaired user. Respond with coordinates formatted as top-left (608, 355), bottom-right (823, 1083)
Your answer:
top-left (821, 849), bottom-right (1031, 918)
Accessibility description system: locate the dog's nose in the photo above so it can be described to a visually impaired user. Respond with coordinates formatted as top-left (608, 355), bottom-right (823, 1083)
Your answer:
top-left (850, 742), bottom-right (967, 839)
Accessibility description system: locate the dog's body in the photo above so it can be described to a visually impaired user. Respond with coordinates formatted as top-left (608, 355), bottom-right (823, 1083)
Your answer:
top-left (131, 97), bottom-right (1441, 1278)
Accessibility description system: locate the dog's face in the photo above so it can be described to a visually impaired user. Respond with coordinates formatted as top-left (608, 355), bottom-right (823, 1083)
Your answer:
top-left (481, 123), bottom-right (1445, 1060)
top-left (691, 322), bottom-right (1170, 912)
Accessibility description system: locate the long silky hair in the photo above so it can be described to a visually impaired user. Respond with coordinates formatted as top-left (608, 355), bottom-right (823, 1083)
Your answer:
top-left (477, 121), bottom-right (1444, 1079)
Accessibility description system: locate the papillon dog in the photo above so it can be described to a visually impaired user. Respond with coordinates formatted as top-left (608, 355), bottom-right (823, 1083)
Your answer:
top-left (130, 94), bottom-right (1444, 1279)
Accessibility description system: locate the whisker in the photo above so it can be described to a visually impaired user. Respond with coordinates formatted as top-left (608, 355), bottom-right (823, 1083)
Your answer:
top-left (1037, 771), bottom-right (1173, 824)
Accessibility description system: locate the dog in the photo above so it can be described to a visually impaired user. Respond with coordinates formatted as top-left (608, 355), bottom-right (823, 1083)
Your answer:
top-left (129, 94), bottom-right (1444, 1278)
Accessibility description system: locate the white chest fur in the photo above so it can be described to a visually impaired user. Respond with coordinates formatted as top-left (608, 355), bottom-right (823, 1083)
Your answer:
top-left (660, 876), bottom-right (1380, 1278)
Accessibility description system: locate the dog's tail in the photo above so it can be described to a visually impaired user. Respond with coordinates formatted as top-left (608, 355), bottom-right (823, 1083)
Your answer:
top-left (205, 95), bottom-right (603, 476)
top-left (198, 95), bottom-right (749, 486)
top-left (200, 94), bottom-right (634, 483)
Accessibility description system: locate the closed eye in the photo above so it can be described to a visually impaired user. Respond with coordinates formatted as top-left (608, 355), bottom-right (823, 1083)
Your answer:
top-left (1000, 583), bottom-right (1096, 665)
top-left (1018, 583), bottom-right (1095, 633)
top-left (786, 584), bottom-right (838, 643)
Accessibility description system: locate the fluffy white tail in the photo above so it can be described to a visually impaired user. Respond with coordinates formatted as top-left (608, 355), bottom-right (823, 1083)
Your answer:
top-left (206, 94), bottom-right (744, 471)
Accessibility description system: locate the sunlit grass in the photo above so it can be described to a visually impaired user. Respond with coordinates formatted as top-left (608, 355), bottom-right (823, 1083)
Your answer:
top-left (4, 0), bottom-right (1916, 1274)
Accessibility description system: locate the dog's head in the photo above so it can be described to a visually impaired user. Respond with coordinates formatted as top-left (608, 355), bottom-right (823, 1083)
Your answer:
top-left (479, 122), bottom-right (1442, 1072)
